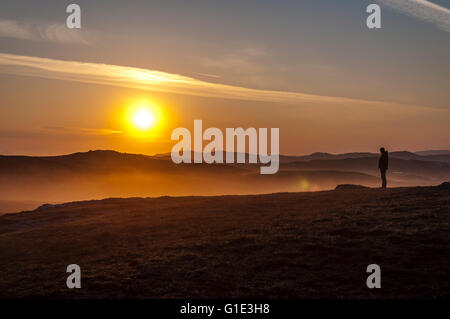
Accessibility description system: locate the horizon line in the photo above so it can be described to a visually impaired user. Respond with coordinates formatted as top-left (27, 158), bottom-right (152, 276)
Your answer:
top-left (2, 148), bottom-right (449, 158)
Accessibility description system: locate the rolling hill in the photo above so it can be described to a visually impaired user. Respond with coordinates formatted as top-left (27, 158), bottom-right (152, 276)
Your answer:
top-left (0, 185), bottom-right (448, 298)
top-left (1, 150), bottom-right (450, 213)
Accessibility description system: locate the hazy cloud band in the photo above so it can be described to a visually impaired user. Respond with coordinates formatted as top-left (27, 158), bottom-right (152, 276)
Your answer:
top-left (378, 0), bottom-right (450, 32)
top-left (0, 53), bottom-right (389, 106)
top-left (0, 19), bottom-right (91, 44)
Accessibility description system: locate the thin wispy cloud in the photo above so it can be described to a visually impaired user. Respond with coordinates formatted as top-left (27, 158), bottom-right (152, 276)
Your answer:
top-left (0, 52), bottom-right (386, 106)
top-left (43, 127), bottom-right (122, 136)
top-left (378, 0), bottom-right (450, 32)
top-left (199, 46), bottom-right (269, 80)
top-left (196, 72), bottom-right (221, 79)
top-left (0, 19), bottom-right (92, 44)
top-left (0, 127), bottom-right (122, 139)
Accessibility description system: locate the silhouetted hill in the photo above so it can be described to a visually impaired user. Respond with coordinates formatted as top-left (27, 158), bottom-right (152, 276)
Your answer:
top-left (279, 150), bottom-right (450, 163)
top-left (1, 150), bottom-right (450, 213)
top-left (335, 184), bottom-right (369, 190)
top-left (0, 185), bottom-right (448, 298)
top-left (283, 157), bottom-right (450, 182)
top-left (279, 152), bottom-right (375, 162)
top-left (415, 150), bottom-right (450, 156)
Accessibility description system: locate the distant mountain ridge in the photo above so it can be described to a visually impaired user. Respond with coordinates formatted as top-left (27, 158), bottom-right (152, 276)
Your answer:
top-left (153, 149), bottom-right (450, 163)
top-left (415, 150), bottom-right (450, 156)
top-left (280, 150), bottom-right (450, 163)
top-left (1, 149), bottom-right (449, 213)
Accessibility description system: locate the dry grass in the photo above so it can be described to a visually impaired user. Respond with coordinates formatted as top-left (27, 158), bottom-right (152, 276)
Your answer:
top-left (0, 186), bottom-right (449, 298)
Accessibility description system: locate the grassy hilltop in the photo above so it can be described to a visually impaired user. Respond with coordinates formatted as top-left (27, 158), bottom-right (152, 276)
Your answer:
top-left (0, 185), bottom-right (449, 298)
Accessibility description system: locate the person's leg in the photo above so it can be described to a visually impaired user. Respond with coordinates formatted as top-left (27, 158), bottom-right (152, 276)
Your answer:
top-left (380, 169), bottom-right (383, 187)
top-left (381, 169), bottom-right (387, 188)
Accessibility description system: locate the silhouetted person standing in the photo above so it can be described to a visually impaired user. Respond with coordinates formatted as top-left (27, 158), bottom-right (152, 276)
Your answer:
top-left (378, 147), bottom-right (389, 188)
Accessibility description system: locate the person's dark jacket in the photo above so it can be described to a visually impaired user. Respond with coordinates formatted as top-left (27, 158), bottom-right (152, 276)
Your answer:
top-left (379, 151), bottom-right (389, 170)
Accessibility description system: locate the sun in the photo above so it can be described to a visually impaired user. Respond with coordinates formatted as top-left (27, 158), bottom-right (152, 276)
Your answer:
top-left (133, 108), bottom-right (154, 130)
top-left (122, 100), bottom-right (165, 138)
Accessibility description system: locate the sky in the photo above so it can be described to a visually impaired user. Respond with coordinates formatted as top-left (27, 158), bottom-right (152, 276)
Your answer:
top-left (0, 0), bottom-right (449, 156)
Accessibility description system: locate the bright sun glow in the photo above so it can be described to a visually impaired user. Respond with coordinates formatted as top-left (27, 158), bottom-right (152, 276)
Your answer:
top-left (123, 101), bottom-right (165, 138)
top-left (133, 108), bottom-right (154, 130)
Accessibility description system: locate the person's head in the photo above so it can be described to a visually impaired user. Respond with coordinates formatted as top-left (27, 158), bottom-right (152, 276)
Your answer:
top-left (380, 147), bottom-right (385, 154)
